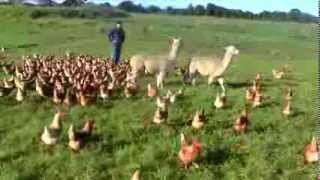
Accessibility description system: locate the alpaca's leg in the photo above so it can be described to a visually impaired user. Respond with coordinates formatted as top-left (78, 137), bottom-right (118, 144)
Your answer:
top-left (208, 76), bottom-right (215, 85)
top-left (157, 72), bottom-right (165, 89)
top-left (160, 73), bottom-right (165, 89)
top-left (189, 63), bottom-right (197, 85)
top-left (156, 74), bottom-right (161, 88)
top-left (217, 77), bottom-right (225, 92)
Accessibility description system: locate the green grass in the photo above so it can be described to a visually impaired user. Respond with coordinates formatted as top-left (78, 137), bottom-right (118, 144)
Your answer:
top-left (0, 5), bottom-right (317, 179)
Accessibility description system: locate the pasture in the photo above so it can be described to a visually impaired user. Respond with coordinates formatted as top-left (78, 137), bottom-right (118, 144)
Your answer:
top-left (0, 5), bottom-right (317, 179)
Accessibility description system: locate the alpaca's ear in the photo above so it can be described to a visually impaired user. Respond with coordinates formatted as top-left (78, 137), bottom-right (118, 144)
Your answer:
top-left (169, 38), bottom-right (173, 44)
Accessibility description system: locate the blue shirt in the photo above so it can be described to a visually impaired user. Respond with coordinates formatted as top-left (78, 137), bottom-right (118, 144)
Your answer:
top-left (108, 27), bottom-right (125, 45)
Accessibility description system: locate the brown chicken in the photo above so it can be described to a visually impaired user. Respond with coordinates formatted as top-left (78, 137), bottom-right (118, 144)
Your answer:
top-left (124, 81), bottom-right (139, 98)
top-left (153, 107), bottom-right (168, 124)
top-left (68, 119), bottom-right (95, 152)
top-left (130, 170), bottom-right (140, 180)
top-left (304, 137), bottom-right (319, 164)
top-left (147, 83), bottom-right (157, 97)
top-left (234, 108), bottom-right (249, 134)
top-left (252, 87), bottom-right (262, 108)
top-left (191, 110), bottom-right (205, 129)
top-left (178, 139), bottom-right (202, 168)
top-left (245, 88), bottom-right (255, 103)
top-left (282, 87), bottom-right (293, 117)
top-left (40, 111), bottom-right (65, 145)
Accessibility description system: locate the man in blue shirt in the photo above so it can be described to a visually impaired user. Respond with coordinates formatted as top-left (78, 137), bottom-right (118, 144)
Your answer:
top-left (108, 21), bottom-right (125, 65)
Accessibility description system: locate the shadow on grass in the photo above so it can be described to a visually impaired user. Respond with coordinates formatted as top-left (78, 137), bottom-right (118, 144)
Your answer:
top-left (202, 146), bottom-right (232, 165)
top-left (227, 81), bottom-right (250, 89)
top-left (258, 100), bottom-right (280, 108)
top-left (17, 43), bottom-right (38, 49)
top-left (290, 110), bottom-right (306, 118)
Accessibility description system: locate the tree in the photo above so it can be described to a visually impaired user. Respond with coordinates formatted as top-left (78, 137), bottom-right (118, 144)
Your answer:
top-left (117, 1), bottom-right (136, 11)
top-left (206, 3), bottom-right (216, 16)
top-left (194, 5), bottom-right (205, 15)
top-left (147, 5), bottom-right (161, 13)
top-left (187, 3), bottom-right (194, 15)
top-left (166, 6), bottom-right (174, 14)
top-left (101, 2), bottom-right (111, 7)
top-left (62, 0), bottom-right (86, 6)
top-left (288, 9), bottom-right (301, 21)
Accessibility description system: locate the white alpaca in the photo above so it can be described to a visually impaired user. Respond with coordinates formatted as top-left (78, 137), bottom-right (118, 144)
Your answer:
top-left (130, 37), bottom-right (182, 89)
top-left (189, 45), bottom-right (239, 89)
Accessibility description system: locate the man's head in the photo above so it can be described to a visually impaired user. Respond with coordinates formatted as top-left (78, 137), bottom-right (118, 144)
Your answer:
top-left (116, 21), bottom-right (122, 29)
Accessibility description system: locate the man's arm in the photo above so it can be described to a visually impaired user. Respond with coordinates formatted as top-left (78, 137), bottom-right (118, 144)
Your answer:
top-left (108, 29), bottom-right (114, 42)
top-left (122, 30), bottom-right (126, 42)
top-left (121, 29), bottom-right (125, 43)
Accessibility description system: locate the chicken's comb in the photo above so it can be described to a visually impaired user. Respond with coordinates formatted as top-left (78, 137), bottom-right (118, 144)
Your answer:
top-left (192, 139), bottom-right (202, 148)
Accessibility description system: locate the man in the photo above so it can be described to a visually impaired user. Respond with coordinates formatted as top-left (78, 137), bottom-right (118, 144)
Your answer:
top-left (108, 21), bottom-right (125, 65)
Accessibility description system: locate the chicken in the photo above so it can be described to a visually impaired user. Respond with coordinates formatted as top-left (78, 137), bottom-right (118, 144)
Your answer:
top-left (284, 87), bottom-right (293, 100)
top-left (124, 81), bottom-right (139, 98)
top-left (156, 96), bottom-right (168, 110)
top-left (252, 87), bottom-right (262, 108)
top-left (147, 83), bottom-right (157, 97)
top-left (166, 90), bottom-right (177, 104)
top-left (192, 110), bottom-right (205, 129)
top-left (68, 119), bottom-right (95, 152)
top-left (53, 88), bottom-right (62, 104)
top-left (153, 107), bottom-right (168, 124)
top-left (1, 64), bottom-right (13, 75)
top-left (214, 91), bottom-right (226, 109)
top-left (3, 78), bottom-right (14, 89)
top-left (234, 108), bottom-right (249, 134)
top-left (63, 89), bottom-right (72, 106)
top-left (251, 80), bottom-right (259, 92)
top-left (178, 139), bottom-right (202, 168)
top-left (177, 88), bottom-right (184, 97)
top-left (272, 69), bottom-right (285, 79)
top-left (0, 87), bottom-right (4, 97)
top-left (16, 87), bottom-right (24, 102)
top-left (304, 137), bottom-right (319, 164)
top-left (98, 84), bottom-right (109, 100)
top-left (79, 91), bottom-right (89, 106)
top-left (130, 170), bottom-right (140, 180)
top-left (282, 97), bottom-right (291, 117)
top-left (245, 88), bottom-right (255, 103)
top-left (255, 73), bottom-right (261, 85)
top-left (14, 77), bottom-right (25, 91)
top-left (180, 132), bottom-right (187, 146)
top-left (282, 87), bottom-right (293, 116)
top-left (40, 111), bottom-right (65, 145)
top-left (35, 78), bottom-right (45, 97)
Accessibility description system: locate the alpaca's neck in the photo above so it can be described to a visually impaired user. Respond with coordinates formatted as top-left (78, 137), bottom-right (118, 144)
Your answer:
top-left (220, 52), bottom-right (234, 71)
top-left (168, 46), bottom-right (179, 61)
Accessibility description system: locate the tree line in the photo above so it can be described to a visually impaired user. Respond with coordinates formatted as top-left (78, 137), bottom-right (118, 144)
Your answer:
top-left (113, 1), bottom-right (317, 23)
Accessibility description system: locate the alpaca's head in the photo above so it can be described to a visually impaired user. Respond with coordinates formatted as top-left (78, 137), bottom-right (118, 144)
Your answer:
top-left (170, 37), bottom-right (182, 49)
top-left (225, 46), bottom-right (239, 56)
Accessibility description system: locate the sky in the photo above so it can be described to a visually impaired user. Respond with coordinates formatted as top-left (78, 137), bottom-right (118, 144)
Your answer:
top-left (100, 0), bottom-right (318, 16)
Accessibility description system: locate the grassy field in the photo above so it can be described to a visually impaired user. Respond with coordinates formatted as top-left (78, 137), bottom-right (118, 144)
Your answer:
top-left (0, 5), bottom-right (317, 180)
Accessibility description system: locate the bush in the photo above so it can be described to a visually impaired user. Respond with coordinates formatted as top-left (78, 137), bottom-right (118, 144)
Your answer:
top-left (29, 7), bottom-right (129, 20)
top-left (30, 9), bottom-right (51, 19)
top-left (59, 9), bottom-right (80, 18)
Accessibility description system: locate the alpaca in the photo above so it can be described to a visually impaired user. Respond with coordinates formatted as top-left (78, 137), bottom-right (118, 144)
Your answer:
top-left (188, 46), bottom-right (239, 89)
top-left (130, 37), bottom-right (182, 89)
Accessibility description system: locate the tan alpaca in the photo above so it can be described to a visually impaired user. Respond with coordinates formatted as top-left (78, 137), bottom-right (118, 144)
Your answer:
top-left (189, 46), bottom-right (239, 89)
top-left (130, 37), bottom-right (182, 89)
